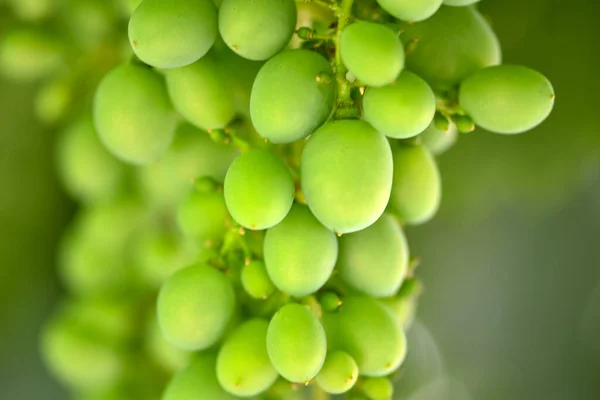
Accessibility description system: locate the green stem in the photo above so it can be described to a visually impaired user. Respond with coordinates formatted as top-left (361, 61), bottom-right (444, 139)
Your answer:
top-left (296, 0), bottom-right (337, 10)
top-left (333, 0), bottom-right (356, 118)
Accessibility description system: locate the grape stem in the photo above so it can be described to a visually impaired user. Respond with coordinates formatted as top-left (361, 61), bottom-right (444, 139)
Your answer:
top-left (333, 0), bottom-right (356, 119)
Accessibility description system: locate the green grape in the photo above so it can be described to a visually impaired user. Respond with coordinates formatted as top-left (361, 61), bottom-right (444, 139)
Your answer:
top-left (217, 319), bottom-right (278, 396)
top-left (241, 261), bottom-right (276, 299)
top-left (301, 120), bottom-right (393, 234)
top-left (128, 0), bottom-right (218, 69)
top-left (320, 292), bottom-right (342, 313)
top-left (323, 296), bottom-right (407, 376)
top-left (0, 29), bottom-right (64, 81)
top-left (93, 64), bottom-right (178, 165)
top-left (250, 50), bottom-right (335, 143)
top-left (379, 296), bottom-right (418, 330)
top-left (419, 121), bottom-right (458, 155)
top-left (363, 71), bottom-right (436, 138)
top-left (459, 65), bottom-right (555, 134)
top-left (264, 204), bottom-right (338, 297)
top-left (337, 213), bottom-right (409, 298)
top-left (315, 351), bottom-right (358, 394)
top-left (41, 308), bottom-right (126, 392)
top-left (362, 377), bottom-right (393, 400)
top-left (8, 0), bottom-right (56, 21)
top-left (65, 298), bottom-right (137, 344)
top-left (133, 228), bottom-right (200, 287)
top-left (118, 0), bottom-right (143, 16)
top-left (267, 303), bottom-right (327, 383)
top-left (35, 76), bottom-right (71, 124)
top-left (138, 123), bottom-right (239, 208)
top-left (376, 0), bottom-right (442, 22)
top-left (389, 144), bottom-right (441, 225)
top-left (61, 0), bottom-right (115, 48)
top-left (56, 116), bottom-right (127, 203)
top-left (443, 0), bottom-right (479, 5)
top-left (340, 21), bottom-right (404, 87)
top-left (157, 264), bottom-right (235, 350)
top-left (224, 150), bottom-right (294, 230)
top-left (166, 55), bottom-right (235, 131)
top-left (176, 188), bottom-right (229, 245)
top-left (219, 0), bottom-right (297, 61)
top-left (400, 5), bottom-right (501, 90)
top-left (145, 313), bottom-right (193, 372)
top-left (163, 353), bottom-right (240, 400)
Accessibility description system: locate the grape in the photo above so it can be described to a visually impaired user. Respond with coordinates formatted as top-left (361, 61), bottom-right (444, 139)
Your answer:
top-left (65, 298), bottom-right (137, 344)
top-left (145, 313), bottom-right (193, 373)
top-left (376, 0), bottom-right (442, 22)
top-left (219, 0), bottom-right (297, 61)
top-left (459, 65), bottom-right (555, 134)
top-left (301, 120), bottom-right (393, 234)
top-left (8, 0), bottom-right (56, 21)
top-left (93, 64), bottom-right (178, 165)
top-left (41, 307), bottom-right (126, 392)
top-left (176, 188), bottom-right (229, 245)
top-left (163, 353), bottom-right (240, 400)
top-left (128, 0), bottom-right (217, 69)
top-left (166, 55), bottom-right (236, 131)
top-left (0, 29), bottom-right (64, 81)
top-left (315, 351), bottom-right (358, 394)
top-left (250, 50), bottom-right (335, 143)
top-left (379, 296), bottom-right (418, 330)
top-left (224, 150), bottom-right (295, 230)
top-left (267, 303), bottom-right (327, 383)
top-left (241, 261), bottom-right (276, 299)
top-left (389, 144), bottom-right (441, 225)
top-left (363, 71), bottom-right (436, 138)
top-left (138, 123), bottom-right (239, 208)
top-left (217, 319), bottom-right (278, 396)
top-left (340, 21), bottom-right (404, 87)
top-left (157, 265), bottom-right (236, 350)
top-left (419, 121), bottom-right (458, 155)
top-left (57, 116), bottom-right (127, 204)
top-left (443, 0), bottom-right (479, 6)
top-left (323, 296), bottom-right (407, 376)
top-left (264, 204), bottom-right (338, 297)
top-left (337, 214), bottom-right (409, 298)
top-left (400, 5), bottom-right (501, 90)
top-left (35, 76), bottom-right (71, 124)
top-left (61, 0), bottom-right (115, 48)
top-left (362, 377), bottom-right (394, 400)
top-left (118, 0), bottom-right (143, 16)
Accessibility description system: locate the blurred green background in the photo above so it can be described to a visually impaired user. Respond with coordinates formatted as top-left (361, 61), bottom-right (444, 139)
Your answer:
top-left (0, 0), bottom-right (598, 399)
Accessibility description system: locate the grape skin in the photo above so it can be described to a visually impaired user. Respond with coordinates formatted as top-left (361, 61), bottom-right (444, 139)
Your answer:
top-left (241, 261), bottom-right (276, 300)
top-left (176, 189), bottom-right (229, 245)
top-left (376, 0), bottom-right (443, 22)
top-left (315, 351), bottom-right (358, 394)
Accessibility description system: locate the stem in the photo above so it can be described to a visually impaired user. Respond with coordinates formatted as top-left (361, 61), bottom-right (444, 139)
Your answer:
top-left (333, 0), bottom-right (356, 118)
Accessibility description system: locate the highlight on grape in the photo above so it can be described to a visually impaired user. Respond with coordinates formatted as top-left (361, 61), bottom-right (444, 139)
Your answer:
top-left (0, 0), bottom-right (554, 398)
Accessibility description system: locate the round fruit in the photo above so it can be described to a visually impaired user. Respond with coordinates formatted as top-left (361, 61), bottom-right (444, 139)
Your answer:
top-left (315, 351), bottom-right (358, 394)
top-left (241, 261), bottom-right (276, 299)
top-left (301, 120), bottom-right (393, 234)
top-left (376, 0), bottom-right (442, 22)
top-left (419, 121), bottom-right (458, 155)
top-left (177, 188), bottom-right (229, 245)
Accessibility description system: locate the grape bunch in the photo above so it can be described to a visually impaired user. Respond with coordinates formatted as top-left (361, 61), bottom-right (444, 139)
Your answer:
top-left (1, 0), bottom-right (555, 399)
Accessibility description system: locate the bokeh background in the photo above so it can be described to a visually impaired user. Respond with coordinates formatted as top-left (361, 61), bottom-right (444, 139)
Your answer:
top-left (0, 0), bottom-right (598, 399)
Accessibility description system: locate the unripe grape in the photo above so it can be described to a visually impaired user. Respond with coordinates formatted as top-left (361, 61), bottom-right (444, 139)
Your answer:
top-left (315, 351), bottom-right (358, 394)
top-left (217, 319), bottom-right (278, 396)
top-left (166, 55), bottom-right (235, 131)
top-left (0, 29), bottom-right (64, 81)
top-left (459, 65), bottom-right (555, 134)
top-left (157, 265), bottom-right (235, 350)
top-left (323, 296), bottom-right (407, 376)
top-left (444, 0), bottom-right (479, 5)
top-left (389, 144), bottom-right (441, 225)
top-left (128, 0), bottom-right (217, 68)
top-left (145, 313), bottom-right (192, 373)
top-left (56, 116), bottom-right (126, 204)
top-left (419, 121), bottom-right (458, 155)
top-left (400, 5), bottom-right (501, 90)
top-left (224, 150), bottom-right (295, 230)
top-left (362, 377), bottom-right (394, 400)
top-left (340, 21), bottom-right (404, 87)
top-left (138, 123), bottom-right (239, 208)
top-left (93, 64), bottom-right (178, 165)
top-left (242, 261), bottom-right (276, 299)
top-left (250, 50), bottom-right (335, 143)
top-left (376, 0), bottom-right (442, 22)
top-left (301, 120), bottom-right (393, 234)
top-left (267, 303), bottom-right (327, 383)
top-left (176, 188), bottom-right (229, 245)
top-left (264, 204), bottom-right (338, 297)
top-left (35, 77), bottom-right (71, 124)
top-left (337, 214), bottom-right (409, 298)
top-left (219, 0), bottom-right (297, 61)
top-left (118, 0), bottom-right (143, 16)
top-left (163, 354), bottom-right (240, 400)
top-left (8, 0), bottom-right (56, 21)
top-left (379, 296), bottom-right (418, 330)
top-left (363, 71), bottom-right (436, 138)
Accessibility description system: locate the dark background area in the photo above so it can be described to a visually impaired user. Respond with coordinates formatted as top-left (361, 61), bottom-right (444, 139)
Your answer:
top-left (0, 0), bottom-right (598, 399)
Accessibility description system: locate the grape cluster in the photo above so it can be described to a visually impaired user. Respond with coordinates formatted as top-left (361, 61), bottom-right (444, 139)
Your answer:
top-left (1, 0), bottom-right (555, 399)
